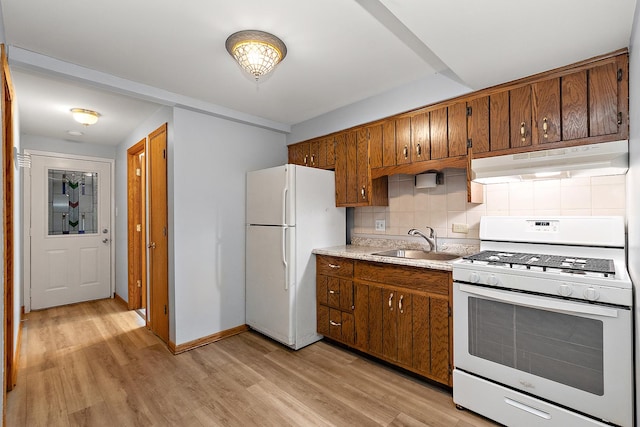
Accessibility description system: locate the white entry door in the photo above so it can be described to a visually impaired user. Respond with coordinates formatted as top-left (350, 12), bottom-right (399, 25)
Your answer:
top-left (30, 154), bottom-right (112, 310)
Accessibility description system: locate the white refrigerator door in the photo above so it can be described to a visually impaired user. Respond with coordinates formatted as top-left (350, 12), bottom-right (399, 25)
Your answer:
top-left (245, 224), bottom-right (296, 346)
top-left (246, 164), bottom-right (295, 226)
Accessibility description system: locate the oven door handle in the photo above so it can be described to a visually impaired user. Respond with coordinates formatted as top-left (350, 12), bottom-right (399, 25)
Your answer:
top-left (458, 283), bottom-right (619, 318)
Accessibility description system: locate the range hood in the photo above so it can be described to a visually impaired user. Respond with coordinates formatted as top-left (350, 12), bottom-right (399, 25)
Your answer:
top-left (471, 140), bottom-right (628, 184)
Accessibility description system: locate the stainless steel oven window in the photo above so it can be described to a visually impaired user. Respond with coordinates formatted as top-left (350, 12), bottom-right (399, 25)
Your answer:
top-left (468, 297), bottom-right (604, 395)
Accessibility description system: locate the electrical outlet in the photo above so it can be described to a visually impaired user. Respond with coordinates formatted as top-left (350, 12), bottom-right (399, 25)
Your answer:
top-left (375, 219), bottom-right (386, 231)
top-left (452, 223), bottom-right (469, 233)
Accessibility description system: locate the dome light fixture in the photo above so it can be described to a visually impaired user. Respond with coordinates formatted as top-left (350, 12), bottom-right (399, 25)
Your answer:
top-left (225, 30), bottom-right (287, 81)
top-left (70, 108), bottom-right (100, 126)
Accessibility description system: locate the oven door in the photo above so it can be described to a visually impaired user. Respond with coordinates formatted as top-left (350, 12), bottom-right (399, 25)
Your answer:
top-left (453, 282), bottom-right (633, 427)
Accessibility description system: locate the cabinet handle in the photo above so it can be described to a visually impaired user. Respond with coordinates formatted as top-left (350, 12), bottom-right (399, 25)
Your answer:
top-left (520, 122), bottom-right (527, 142)
top-left (361, 186), bottom-right (366, 200)
top-left (329, 320), bottom-right (342, 327)
top-left (303, 154), bottom-right (308, 165)
top-left (403, 145), bottom-right (408, 159)
top-left (328, 290), bottom-right (340, 295)
top-left (416, 143), bottom-right (422, 157)
top-left (311, 154), bottom-right (315, 165)
top-left (399, 294), bottom-right (404, 313)
top-left (388, 292), bottom-right (394, 310)
top-left (328, 263), bottom-right (341, 269)
top-left (542, 117), bottom-right (548, 139)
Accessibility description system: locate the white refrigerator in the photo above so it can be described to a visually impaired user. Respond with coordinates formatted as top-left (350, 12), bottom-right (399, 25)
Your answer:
top-left (246, 164), bottom-right (345, 349)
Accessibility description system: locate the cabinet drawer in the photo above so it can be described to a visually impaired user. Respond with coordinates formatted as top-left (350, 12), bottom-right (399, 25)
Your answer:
top-left (355, 261), bottom-right (450, 295)
top-left (316, 255), bottom-right (354, 278)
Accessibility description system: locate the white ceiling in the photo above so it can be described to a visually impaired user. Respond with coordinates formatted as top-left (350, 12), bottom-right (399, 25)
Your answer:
top-left (1, 0), bottom-right (637, 146)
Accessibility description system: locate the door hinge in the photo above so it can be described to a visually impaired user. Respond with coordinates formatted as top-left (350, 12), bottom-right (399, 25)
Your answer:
top-left (466, 139), bottom-right (472, 149)
top-left (618, 112), bottom-right (623, 125)
top-left (448, 306), bottom-right (452, 317)
top-left (136, 168), bottom-right (141, 177)
top-left (449, 364), bottom-right (453, 375)
top-left (164, 305), bottom-right (167, 315)
top-left (137, 280), bottom-right (141, 288)
top-left (618, 68), bottom-right (623, 82)
top-left (163, 227), bottom-right (167, 236)
top-left (163, 149), bottom-right (166, 159)
top-left (466, 106), bottom-right (472, 116)
top-left (136, 224), bottom-right (142, 232)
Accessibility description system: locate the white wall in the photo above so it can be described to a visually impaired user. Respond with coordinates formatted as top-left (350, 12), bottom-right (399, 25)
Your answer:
top-left (114, 106), bottom-right (172, 302)
top-left (287, 74), bottom-right (472, 144)
top-left (171, 107), bottom-right (286, 345)
top-left (21, 134), bottom-right (116, 159)
top-left (627, 2), bottom-right (640, 425)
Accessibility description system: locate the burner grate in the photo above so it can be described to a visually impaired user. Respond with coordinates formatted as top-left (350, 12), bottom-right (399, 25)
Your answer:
top-left (464, 250), bottom-right (615, 276)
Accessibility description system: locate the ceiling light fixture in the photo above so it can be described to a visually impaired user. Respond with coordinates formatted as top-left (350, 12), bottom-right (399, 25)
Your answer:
top-left (70, 108), bottom-right (100, 126)
top-left (225, 30), bottom-right (287, 81)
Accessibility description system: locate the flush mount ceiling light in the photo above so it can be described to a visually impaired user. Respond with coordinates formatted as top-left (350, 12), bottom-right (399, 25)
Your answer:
top-left (70, 108), bottom-right (100, 126)
top-left (225, 30), bottom-right (287, 81)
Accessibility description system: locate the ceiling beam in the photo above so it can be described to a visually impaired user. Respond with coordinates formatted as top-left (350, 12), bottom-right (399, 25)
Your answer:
top-left (7, 46), bottom-right (291, 134)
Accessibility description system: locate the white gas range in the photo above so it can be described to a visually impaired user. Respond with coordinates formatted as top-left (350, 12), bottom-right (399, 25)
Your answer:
top-left (452, 216), bottom-right (632, 427)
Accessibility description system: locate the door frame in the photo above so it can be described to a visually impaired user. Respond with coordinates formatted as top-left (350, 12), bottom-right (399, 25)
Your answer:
top-left (127, 138), bottom-right (147, 314)
top-left (23, 150), bottom-right (115, 313)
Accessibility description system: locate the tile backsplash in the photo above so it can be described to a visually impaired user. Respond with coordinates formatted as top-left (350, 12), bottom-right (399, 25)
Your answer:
top-left (353, 169), bottom-right (626, 240)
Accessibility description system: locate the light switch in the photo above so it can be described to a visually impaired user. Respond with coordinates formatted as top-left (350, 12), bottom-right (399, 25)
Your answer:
top-left (375, 219), bottom-right (386, 231)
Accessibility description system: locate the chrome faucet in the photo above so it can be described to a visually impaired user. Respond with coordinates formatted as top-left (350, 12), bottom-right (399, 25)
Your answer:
top-left (408, 227), bottom-right (437, 252)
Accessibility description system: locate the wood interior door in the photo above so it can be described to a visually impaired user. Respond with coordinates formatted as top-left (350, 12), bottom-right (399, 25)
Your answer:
top-left (127, 138), bottom-right (146, 311)
top-left (2, 44), bottom-right (15, 399)
top-left (148, 123), bottom-right (169, 343)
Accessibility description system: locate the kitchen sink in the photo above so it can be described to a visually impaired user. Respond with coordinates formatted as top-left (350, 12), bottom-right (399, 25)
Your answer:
top-left (372, 249), bottom-right (460, 261)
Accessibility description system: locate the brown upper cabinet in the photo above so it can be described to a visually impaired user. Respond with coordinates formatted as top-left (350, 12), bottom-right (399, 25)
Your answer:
top-left (411, 112), bottom-right (430, 163)
top-left (469, 52), bottom-right (627, 155)
top-left (288, 136), bottom-right (335, 169)
top-left (334, 129), bottom-right (388, 207)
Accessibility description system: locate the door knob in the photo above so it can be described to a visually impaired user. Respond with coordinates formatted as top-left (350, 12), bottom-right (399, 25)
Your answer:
top-left (102, 238), bottom-right (109, 244)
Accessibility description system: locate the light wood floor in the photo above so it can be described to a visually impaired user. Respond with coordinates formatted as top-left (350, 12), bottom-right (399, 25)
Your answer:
top-left (6, 298), bottom-right (499, 426)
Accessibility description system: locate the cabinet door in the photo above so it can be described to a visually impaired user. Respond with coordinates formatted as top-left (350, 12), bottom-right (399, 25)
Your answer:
top-left (340, 279), bottom-right (354, 311)
top-left (368, 284), bottom-right (383, 356)
top-left (382, 120), bottom-right (396, 167)
top-left (334, 134), bottom-right (348, 205)
top-left (411, 113), bottom-right (429, 163)
top-left (326, 137), bottom-right (335, 169)
top-left (309, 139), bottom-right (320, 168)
top-left (490, 91), bottom-right (510, 151)
top-left (341, 312), bottom-right (355, 345)
top-left (448, 102), bottom-right (467, 157)
top-left (288, 144), bottom-right (297, 165)
top-left (561, 70), bottom-right (588, 140)
top-left (356, 130), bottom-right (370, 204)
top-left (329, 308), bottom-right (343, 340)
top-left (396, 291), bottom-right (413, 366)
top-left (589, 62), bottom-right (619, 137)
top-left (316, 138), bottom-right (327, 168)
top-left (533, 77), bottom-right (561, 144)
top-left (327, 276), bottom-right (341, 308)
top-left (468, 96), bottom-right (489, 154)
top-left (366, 125), bottom-right (383, 169)
top-left (430, 107), bottom-right (448, 159)
top-left (430, 297), bottom-right (450, 384)
top-left (412, 294), bottom-right (431, 374)
top-left (382, 288), bottom-right (398, 361)
top-left (317, 275), bottom-right (328, 305)
top-left (395, 117), bottom-right (412, 165)
top-left (510, 85), bottom-right (532, 148)
top-left (353, 282), bottom-right (369, 351)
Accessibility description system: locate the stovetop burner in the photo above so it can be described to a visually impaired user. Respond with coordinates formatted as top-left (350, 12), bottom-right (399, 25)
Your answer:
top-left (464, 250), bottom-right (616, 276)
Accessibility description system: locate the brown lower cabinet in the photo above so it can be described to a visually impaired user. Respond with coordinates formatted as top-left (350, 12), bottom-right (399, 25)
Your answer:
top-left (316, 255), bottom-right (452, 386)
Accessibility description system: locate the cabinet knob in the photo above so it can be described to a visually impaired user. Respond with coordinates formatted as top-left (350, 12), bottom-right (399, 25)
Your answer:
top-left (520, 122), bottom-right (527, 142)
top-left (329, 320), bottom-right (342, 327)
top-left (398, 294), bottom-right (404, 313)
top-left (416, 143), bottom-right (422, 157)
top-left (310, 154), bottom-right (315, 165)
top-left (303, 154), bottom-right (308, 165)
top-left (328, 263), bottom-right (341, 269)
top-left (388, 292), bottom-right (394, 310)
top-left (542, 117), bottom-right (548, 139)
top-left (403, 145), bottom-right (408, 159)
top-left (361, 186), bottom-right (366, 200)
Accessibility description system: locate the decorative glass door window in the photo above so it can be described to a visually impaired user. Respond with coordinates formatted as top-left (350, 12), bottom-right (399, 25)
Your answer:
top-left (48, 169), bottom-right (98, 235)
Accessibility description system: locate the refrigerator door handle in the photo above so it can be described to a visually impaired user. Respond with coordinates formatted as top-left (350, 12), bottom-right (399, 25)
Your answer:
top-left (282, 187), bottom-right (288, 226)
top-left (282, 226), bottom-right (288, 290)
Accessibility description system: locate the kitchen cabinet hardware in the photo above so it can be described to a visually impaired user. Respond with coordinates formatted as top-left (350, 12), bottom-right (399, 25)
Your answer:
top-left (329, 320), bottom-right (341, 326)
top-left (399, 294), bottom-right (404, 313)
top-left (388, 292), bottom-right (394, 309)
top-left (328, 263), bottom-right (340, 269)
top-left (416, 143), bottom-right (422, 157)
top-left (403, 145), bottom-right (408, 159)
top-left (542, 117), bottom-right (548, 138)
top-left (520, 122), bottom-right (527, 142)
